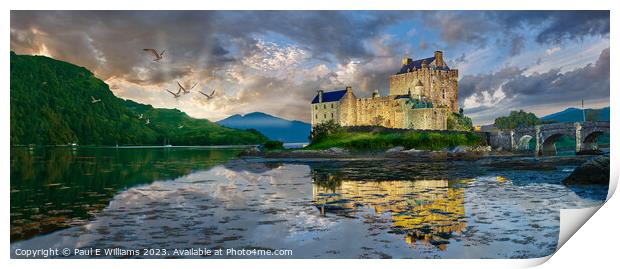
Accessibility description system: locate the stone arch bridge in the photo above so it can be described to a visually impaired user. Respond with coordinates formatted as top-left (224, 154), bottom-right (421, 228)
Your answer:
top-left (488, 121), bottom-right (610, 156)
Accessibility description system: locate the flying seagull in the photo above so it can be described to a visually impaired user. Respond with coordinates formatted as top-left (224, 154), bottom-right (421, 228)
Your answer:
top-left (91, 96), bottom-right (101, 103)
top-left (177, 81), bottom-right (198, 94)
top-left (178, 125), bottom-right (184, 129)
top-left (138, 113), bottom-right (144, 119)
top-left (199, 89), bottom-right (216, 100)
top-left (166, 88), bottom-right (182, 99)
top-left (145, 118), bottom-right (150, 125)
top-left (143, 48), bottom-right (166, 62)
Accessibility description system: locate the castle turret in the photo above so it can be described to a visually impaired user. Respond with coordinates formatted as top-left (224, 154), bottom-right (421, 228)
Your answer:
top-left (414, 80), bottom-right (424, 96)
top-left (434, 51), bottom-right (445, 67)
top-left (318, 90), bottom-right (323, 103)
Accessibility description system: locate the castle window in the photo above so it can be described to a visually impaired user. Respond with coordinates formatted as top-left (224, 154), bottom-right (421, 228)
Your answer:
top-left (324, 113), bottom-right (326, 119)
top-left (331, 104), bottom-right (334, 109)
top-left (315, 114), bottom-right (317, 119)
top-left (323, 104), bottom-right (326, 109)
top-left (442, 88), bottom-right (446, 99)
top-left (331, 113), bottom-right (334, 118)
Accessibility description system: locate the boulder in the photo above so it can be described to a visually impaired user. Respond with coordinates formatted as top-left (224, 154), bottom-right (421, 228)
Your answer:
top-left (563, 156), bottom-right (610, 185)
top-left (403, 148), bottom-right (423, 154)
top-left (450, 146), bottom-right (469, 153)
top-left (450, 145), bottom-right (491, 153)
top-left (386, 146), bottom-right (405, 153)
top-left (325, 147), bottom-right (347, 154)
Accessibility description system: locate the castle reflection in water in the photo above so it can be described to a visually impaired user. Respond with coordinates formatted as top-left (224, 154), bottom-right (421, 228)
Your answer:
top-left (312, 177), bottom-right (470, 251)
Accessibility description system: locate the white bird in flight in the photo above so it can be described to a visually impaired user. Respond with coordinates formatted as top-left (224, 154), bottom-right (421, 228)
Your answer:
top-left (91, 96), bottom-right (101, 103)
top-left (166, 88), bottom-right (182, 99)
top-left (143, 48), bottom-right (166, 62)
top-left (145, 118), bottom-right (150, 125)
top-left (138, 113), bottom-right (144, 119)
top-left (199, 89), bottom-right (216, 100)
top-left (177, 81), bottom-right (198, 94)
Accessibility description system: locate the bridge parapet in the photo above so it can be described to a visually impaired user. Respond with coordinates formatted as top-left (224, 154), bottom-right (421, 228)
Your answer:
top-left (485, 121), bottom-right (610, 156)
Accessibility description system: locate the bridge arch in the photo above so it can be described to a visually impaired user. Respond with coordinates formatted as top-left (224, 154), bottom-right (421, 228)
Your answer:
top-left (540, 132), bottom-right (575, 156)
top-left (516, 135), bottom-right (535, 151)
top-left (581, 130), bottom-right (609, 151)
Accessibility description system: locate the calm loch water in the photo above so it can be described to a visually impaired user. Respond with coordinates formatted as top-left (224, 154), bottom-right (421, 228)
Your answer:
top-left (10, 147), bottom-right (607, 258)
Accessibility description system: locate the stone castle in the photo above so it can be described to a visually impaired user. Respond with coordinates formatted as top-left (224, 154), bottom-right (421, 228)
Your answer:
top-left (311, 51), bottom-right (458, 130)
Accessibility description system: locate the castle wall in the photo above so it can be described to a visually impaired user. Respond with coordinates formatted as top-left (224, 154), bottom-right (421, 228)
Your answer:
top-left (339, 89), bottom-right (357, 126)
top-left (352, 96), bottom-right (409, 128)
top-left (311, 96), bottom-right (448, 130)
top-left (405, 108), bottom-right (449, 130)
top-left (311, 101), bottom-right (340, 126)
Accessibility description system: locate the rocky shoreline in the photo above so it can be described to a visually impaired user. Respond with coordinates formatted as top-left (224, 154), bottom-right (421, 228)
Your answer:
top-left (240, 145), bottom-right (527, 161)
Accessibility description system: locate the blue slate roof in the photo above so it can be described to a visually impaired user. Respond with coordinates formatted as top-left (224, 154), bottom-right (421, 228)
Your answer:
top-left (311, 89), bottom-right (347, 104)
top-left (397, 56), bottom-right (450, 74)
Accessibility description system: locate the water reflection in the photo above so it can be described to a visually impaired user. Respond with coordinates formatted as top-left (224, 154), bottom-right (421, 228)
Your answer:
top-left (313, 179), bottom-right (467, 250)
top-left (11, 151), bottom-right (609, 259)
top-left (10, 147), bottom-right (243, 242)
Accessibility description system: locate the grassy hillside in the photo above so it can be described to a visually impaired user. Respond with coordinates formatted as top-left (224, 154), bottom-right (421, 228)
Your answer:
top-left (123, 100), bottom-right (267, 145)
top-left (10, 52), bottom-right (267, 146)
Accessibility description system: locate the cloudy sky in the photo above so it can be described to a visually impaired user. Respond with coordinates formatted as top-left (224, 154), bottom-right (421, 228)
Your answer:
top-left (10, 11), bottom-right (609, 124)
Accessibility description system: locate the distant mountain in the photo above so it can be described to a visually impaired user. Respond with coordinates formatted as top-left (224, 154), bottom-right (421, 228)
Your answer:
top-left (10, 52), bottom-right (267, 146)
top-left (217, 112), bottom-right (311, 142)
top-left (542, 107), bottom-right (610, 123)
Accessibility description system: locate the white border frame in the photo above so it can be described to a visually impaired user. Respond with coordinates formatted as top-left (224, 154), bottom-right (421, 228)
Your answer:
top-left (2, 1), bottom-right (617, 268)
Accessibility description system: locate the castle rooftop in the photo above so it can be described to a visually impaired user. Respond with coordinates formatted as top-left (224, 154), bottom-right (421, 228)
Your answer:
top-left (397, 51), bottom-right (451, 74)
top-left (311, 89), bottom-right (347, 104)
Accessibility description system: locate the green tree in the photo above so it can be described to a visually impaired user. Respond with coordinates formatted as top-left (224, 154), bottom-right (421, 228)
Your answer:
top-left (309, 120), bottom-right (344, 144)
top-left (494, 110), bottom-right (541, 129)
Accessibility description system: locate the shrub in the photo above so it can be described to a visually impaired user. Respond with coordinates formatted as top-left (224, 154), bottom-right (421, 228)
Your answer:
top-left (262, 140), bottom-right (284, 151)
top-left (447, 108), bottom-right (473, 131)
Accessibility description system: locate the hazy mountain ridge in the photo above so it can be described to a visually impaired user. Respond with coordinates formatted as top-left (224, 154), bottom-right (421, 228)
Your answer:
top-left (542, 107), bottom-right (610, 123)
top-left (218, 112), bottom-right (311, 142)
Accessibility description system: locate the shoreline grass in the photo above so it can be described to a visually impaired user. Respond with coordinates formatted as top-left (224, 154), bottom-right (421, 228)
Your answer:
top-left (305, 130), bottom-right (485, 151)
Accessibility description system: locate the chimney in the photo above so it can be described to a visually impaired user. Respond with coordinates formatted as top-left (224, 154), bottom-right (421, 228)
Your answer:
top-left (401, 57), bottom-right (412, 66)
top-left (372, 89), bottom-right (380, 98)
top-left (434, 51), bottom-right (444, 66)
top-left (345, 86), bottom-right (352, 93)
top-left (318, 90), bottom-right (324, 103)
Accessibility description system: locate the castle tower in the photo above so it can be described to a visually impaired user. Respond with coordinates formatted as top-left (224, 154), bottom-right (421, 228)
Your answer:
top-left (388, 50), bottom-right (459, 113)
